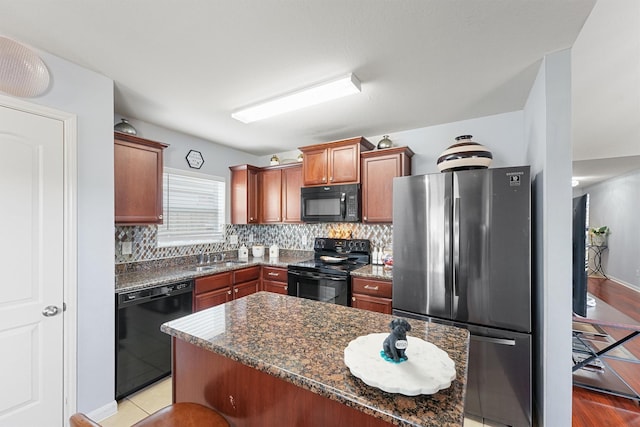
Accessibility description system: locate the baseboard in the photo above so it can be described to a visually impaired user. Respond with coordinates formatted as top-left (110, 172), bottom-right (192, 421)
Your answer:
top-left (86, 400), bottom-right (118, 422)
top-left (606, 275), bottom-right (640, 293)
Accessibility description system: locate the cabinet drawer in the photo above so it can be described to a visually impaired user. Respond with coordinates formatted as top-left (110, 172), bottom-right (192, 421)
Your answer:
top-left (351, 277), bottom-right (392, 298)
top-left (234, 266), bottom-right (261, 283)
top-left (195, 272), bottom-right (233, 294)
top-left (262, 266), bottom-right (287, 283)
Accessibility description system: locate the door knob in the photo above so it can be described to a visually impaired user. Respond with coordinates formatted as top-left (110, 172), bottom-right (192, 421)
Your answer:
top-left (42, 305), bottom-right (60, 317)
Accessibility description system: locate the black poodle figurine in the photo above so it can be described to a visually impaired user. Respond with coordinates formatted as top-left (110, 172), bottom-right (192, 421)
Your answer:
top-left (382, 318), bottom-right (411, 362)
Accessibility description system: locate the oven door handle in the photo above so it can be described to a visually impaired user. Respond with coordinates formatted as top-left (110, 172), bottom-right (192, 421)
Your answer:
top-left (288, 270), bottom-right (345, 281)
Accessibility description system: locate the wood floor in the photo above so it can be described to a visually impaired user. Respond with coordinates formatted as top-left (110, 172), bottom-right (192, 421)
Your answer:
top-left (572, 277), bottom-right (640, 427)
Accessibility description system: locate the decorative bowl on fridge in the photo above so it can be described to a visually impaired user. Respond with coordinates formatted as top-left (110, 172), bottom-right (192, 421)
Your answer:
top-left (437, 135), bottom-right (492, 172)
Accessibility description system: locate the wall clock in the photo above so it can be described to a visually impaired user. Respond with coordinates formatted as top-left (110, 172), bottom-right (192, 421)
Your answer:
top-left (186, 150), bottom-right (204, 169)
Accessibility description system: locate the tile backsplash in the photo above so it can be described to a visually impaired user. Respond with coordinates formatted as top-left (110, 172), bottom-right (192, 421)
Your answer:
top-left (115, 223), bottom-right (392, 265)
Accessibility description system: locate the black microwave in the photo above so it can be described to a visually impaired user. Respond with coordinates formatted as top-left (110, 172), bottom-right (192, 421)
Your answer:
top-left (300, 184), bottom-right (361, 223)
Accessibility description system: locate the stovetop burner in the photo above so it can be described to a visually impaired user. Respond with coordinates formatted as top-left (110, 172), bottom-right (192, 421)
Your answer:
top-left (288, 238), bottom-right (371, 276)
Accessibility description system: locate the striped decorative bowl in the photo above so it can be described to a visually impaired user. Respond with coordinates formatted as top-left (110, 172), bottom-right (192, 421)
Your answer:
top-left (436, 135), bottom-right (493, 172)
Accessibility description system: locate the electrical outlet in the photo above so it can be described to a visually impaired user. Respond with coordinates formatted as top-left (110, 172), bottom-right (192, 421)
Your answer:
top-left (122, 241), bottom-right (133, 255)
top-left (248, 233), bottom-right (254, 243)
top-left (229, 235), bottom-right (238, 244)
top-left (302, 235), bottom-right (308, 246)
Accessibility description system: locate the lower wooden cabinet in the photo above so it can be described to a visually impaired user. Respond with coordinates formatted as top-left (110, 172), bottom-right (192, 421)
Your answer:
top-left (194, 266), bottom-right (261, 312)
top-left (351, 277), bottom-right (392, 314)
top-left (262, 266), bottom-right (288, 295)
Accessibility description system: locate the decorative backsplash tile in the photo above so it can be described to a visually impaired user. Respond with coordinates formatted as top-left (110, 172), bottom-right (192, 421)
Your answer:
top-left (115, 223), bottom-right (393, 265)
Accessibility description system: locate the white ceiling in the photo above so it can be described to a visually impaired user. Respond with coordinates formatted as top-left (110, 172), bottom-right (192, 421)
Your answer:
top-left (1, 0), bottom-right (638, 186)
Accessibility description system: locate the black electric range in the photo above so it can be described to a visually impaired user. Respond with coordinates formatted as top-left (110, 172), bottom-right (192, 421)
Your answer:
top-left (287, 238), bottom-right (371, 305)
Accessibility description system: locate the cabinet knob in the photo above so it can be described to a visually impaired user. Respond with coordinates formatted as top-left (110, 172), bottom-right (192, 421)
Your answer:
top-left (235, 288), bottom-right (239, 293)
top-left (352, 297), bottom-right (356, 301)
top-left (329, 177), bottom-right (333, 182)
top-left (364, 216), bottom-right (367, 220)
top-left (158, 215), bottom-right (163, 219)
top-left (284, 286), bottom-right (287, 291)
top-left (322, 177), bottom-right (326, 182)
top-left (227, 290), bottom-right (232, 295)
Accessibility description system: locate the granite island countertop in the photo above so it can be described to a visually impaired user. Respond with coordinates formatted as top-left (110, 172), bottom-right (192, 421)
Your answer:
top-left (161, 292), bottom-right (469, 427)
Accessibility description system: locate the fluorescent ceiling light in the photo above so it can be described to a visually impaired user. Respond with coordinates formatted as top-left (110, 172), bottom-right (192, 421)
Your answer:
top-left (232, 73), bottom-right (361, 123)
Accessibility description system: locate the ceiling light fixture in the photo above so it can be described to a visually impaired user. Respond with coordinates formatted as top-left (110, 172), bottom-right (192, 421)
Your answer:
top-left (231, 73), bottom-right (361, 123)
top-left (572, 179), bottom-right (580, 187)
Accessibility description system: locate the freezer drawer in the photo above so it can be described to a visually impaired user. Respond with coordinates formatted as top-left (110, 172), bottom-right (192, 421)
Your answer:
top-left (464, 325), bottom-right (531, 426)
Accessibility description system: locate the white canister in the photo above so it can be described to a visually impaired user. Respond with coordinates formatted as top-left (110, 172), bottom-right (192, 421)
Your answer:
top-left (252, 245), bottom-right (264, 258)
top-left (238, 244), bottom-right (249, 260)
top-left (269, 244), bottom-right (279, 259)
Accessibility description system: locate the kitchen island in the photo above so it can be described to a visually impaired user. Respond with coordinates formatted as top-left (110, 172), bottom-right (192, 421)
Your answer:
top-left (161, 292), bottom-right (469, 427)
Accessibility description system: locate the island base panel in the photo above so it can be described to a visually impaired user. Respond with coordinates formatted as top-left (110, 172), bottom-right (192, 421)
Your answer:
top-left (172, 338), bottom-right (394, 427)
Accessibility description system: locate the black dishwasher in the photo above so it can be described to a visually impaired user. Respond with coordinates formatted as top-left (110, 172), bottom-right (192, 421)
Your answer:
top-left (115, 280), bottom-right (193, 400)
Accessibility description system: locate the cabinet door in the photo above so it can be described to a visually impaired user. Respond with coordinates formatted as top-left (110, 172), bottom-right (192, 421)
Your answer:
top-left (114, 135), bottom-right (166, 224)
top-left (234, 266), bottom-right (261, 283)
top-left (195, 272), bottom-right (233, 294)
top-left (302, 147), bottom-right (328, 186)
top-left (263, 280), bottom-right (288, 295)
top-left (361, 147), bottom-right (413, 223)
top-left (233, 280), bottom-right (260, 299)
top-left (282, 165), bottom-right (302, 223)
top-left (262, 266), bottom-right (287, 283)
top-left (194, 287), bottom-right (232, 311)
top-left (230, 165), bottom-right (260, 224)
top-left (247, 168), bottom-right (259, 223)
top-left (260, 169), bottom-right (282, 223)
top-left (351, 293), bottom-right (393, 314)
top-left (329, 144), bottom-right (359, 184)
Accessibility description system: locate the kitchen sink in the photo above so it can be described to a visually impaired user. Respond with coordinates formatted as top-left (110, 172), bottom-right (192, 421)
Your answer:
top-left (189, 260), bottom-right (247, 272)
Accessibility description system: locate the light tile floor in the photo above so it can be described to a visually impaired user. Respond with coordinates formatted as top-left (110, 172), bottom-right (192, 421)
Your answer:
top-left (100, 377), bottom-right (172, 427)
top-left (101, 377), bottom-right (507, 427)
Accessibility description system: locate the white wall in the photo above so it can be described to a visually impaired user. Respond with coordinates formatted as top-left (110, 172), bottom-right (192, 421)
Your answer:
top-left (524, 49), bottom-right (573, 427)
top-left (583, 169), bottom-right (640, 289)
top-left (27, 52), bottom-right (115, 413)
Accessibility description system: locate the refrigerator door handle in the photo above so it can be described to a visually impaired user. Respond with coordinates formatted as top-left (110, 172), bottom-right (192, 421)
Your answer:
top-left (453, 197), bottom-right (460, 298)
top-left (471, 334), bottom-right (516, 346)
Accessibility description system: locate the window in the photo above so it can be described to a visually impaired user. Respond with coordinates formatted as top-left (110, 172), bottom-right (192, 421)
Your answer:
top-left (157, 168), bottom-right (225, 247)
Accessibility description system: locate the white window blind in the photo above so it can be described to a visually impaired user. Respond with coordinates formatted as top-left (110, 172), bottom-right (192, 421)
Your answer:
top-left (157, 168), bottom-right (225, 247)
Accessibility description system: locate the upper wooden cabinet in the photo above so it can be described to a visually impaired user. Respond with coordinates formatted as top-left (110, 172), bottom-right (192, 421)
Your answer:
top-left (230, 164), bottom-right (260, 224)
top-left (361, 146), bottom-right (414, 223)
top-left (281, 164), bottom-right (302, 223)
top-left (114, 133), bottom-right (168, 225)
top-left (259, 163), bottom-right (303, 224)
top-left (299, 137), bottom-right (374, 186)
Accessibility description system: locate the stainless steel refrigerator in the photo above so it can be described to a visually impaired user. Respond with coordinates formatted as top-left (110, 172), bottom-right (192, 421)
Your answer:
top-left (392, 166), bottom-right (531, 427)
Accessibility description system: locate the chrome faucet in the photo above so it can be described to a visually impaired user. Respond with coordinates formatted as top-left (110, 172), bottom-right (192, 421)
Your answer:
top-left (197, 251), bottom-right (210, 265)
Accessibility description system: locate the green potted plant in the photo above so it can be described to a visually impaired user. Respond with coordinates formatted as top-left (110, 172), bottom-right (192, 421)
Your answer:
top-left (589, 226), bottom-right (609, 246)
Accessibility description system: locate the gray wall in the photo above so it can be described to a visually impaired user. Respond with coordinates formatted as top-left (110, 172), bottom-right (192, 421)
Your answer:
top-left (29, 51), bottom-right (115, 413)
top-left (583, 169), bottom-right (640, 290)
top-left (524, 49), bottom-right (573, 427)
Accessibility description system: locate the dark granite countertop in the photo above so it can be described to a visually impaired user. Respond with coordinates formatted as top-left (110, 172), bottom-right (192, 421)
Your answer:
top-left (161, 292), bottom-right (469, 427)
top-left (115, 255), bottom-right (307, 293)
top-left (351, 264), bottom-right (394, 281)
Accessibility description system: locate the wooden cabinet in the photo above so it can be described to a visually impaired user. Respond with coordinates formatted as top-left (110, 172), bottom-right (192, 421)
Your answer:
top-left (243, 163), bottom-right (303, 224)
top-left (232, 266), bottom-right (261, 299)
top-left (114, 133), bottom-right (168, 224)
top-left (351, 277), bottom-right (392, 314)
top-left (281, 164), bottom-right (302, 223)
top-left (262, 266), bottom-right (288, 295)
top-left (361, 147), bottom-right (414, 223)
top-left (299, 137), bottom-right (374, 186)
top-left (194, 272), bottom-right (233, 312)
top-left (230, 164), bottom-right (260, 224)
top-left (194, 266), bottom-right (261, 312)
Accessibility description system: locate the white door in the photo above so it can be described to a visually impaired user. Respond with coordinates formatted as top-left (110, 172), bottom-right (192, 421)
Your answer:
top-left (0, 105), bottom-right (65, 426)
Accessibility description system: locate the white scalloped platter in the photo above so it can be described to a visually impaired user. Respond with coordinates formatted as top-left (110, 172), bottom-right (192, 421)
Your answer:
top-left (344, 333), bottom-right (456, 395)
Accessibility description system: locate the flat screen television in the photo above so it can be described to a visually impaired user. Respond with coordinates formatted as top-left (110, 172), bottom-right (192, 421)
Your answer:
top-left (572, 194), bottom-right (589, 317)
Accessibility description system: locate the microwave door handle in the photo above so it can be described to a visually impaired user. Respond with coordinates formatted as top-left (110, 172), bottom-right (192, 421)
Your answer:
top-left (340, 193), bottom-right (346, 219)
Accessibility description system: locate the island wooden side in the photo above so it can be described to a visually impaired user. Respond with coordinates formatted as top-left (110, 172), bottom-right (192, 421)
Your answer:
top-left (172, 337), bottom-right (395, 427)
